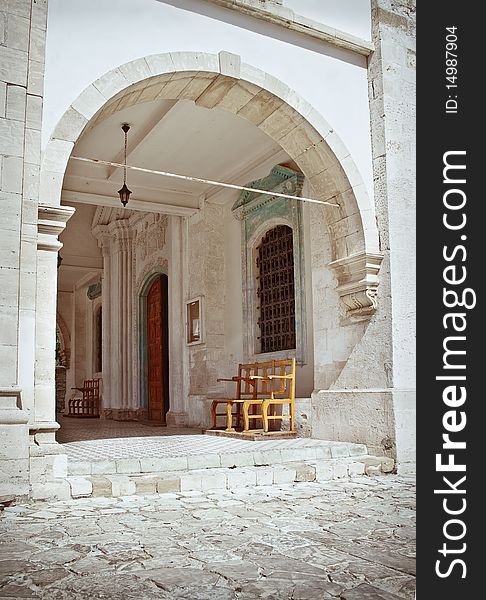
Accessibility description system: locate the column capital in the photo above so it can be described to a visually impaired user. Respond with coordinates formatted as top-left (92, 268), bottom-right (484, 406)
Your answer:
top-left (92, 224), bottom-right (112, 253)
top-left (37, 205), bottom-right (75, 252)
top-left (108, 219), bottom-right (134, 252)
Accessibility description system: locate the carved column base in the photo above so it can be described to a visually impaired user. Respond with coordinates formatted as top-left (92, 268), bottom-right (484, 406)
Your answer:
top-left (0, 387), bottom-right (29, 498)
top-left (166, 411), bottom-right (188, 427)
top-left (101, 408), bottom-right (147, 421)
top-left (29, 421), bottom-right (70, 501)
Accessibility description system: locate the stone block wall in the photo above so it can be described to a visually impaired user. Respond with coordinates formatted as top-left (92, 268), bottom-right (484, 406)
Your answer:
top-left (185, 201), bottom-right (226, 424)
top-left (368, 0), bottom-right (416, 468)
top-left (311, 390), bottom-right (395, 457)
top-left (1, 0), bottom-right (48, 498)
top-left (309, 2), bottom-right (416, 471)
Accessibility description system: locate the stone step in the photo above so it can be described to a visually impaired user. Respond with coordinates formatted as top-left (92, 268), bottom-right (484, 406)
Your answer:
top-left (66, 441), bottom-right (369, 477)
top-left (355, 455), bottom-right (395, 475)
top-left (63, 455), bottom-right (394, 499)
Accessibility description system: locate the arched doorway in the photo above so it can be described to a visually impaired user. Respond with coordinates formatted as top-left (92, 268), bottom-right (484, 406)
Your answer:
top-left (42, 51), bottom-right (389, 452)
top-left (143, 274), bottom-right (169, 423)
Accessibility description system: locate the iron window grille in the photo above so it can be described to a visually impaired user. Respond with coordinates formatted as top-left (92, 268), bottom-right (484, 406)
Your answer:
top-left (256, 225), bottom-right (296, 353)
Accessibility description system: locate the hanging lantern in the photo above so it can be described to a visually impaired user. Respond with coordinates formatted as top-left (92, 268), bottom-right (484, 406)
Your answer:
top-left (118, 123), bottom-right (132, 207)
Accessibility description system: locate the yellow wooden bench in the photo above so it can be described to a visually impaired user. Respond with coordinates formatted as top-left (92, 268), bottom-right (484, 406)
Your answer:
top-left (211, 358), bottom-right (296, 433)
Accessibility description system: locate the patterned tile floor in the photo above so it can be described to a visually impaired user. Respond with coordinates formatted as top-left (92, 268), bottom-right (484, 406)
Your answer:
top-left (56, 416), bottom-right (202, 443)
top-left (57, 417), bottom-right (347, 463)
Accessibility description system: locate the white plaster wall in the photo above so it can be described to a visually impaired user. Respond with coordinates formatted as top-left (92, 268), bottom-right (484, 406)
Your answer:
top-left (284, 0), bottom-right (371, 39)
top-left (43, 0), bottom-right (374, 199)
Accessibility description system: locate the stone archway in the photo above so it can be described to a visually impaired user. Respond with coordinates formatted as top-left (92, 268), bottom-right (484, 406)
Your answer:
top-left (34, 51), bottom-right (389, 458)
top-left (40, 51), bottom-right (382, 319)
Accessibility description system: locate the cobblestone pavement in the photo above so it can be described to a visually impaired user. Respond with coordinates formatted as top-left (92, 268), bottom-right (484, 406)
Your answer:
top-left (0, 476), bottom-right (415, 599)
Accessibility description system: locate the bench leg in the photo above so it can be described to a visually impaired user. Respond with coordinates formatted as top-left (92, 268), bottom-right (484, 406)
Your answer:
top-left (225, 402), bottom-right (235, 432)
top-left (236, 403), bottom-right (242, 430)
top-left (262, 400), bottom-right (270, 433)
top-left (242, 401), bottom-right (250, 432)
top-left (211, 401), bottom-right (218, 429)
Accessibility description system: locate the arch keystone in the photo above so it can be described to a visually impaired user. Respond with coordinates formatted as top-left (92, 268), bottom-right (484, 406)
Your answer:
top-left (218, 51), bottom-right (241, 78)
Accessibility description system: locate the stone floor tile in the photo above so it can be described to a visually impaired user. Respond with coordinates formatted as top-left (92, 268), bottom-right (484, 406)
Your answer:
top-left (341, 582), bottom-right (405, 599)
top-left (0, 476), bottom-right (415, 599)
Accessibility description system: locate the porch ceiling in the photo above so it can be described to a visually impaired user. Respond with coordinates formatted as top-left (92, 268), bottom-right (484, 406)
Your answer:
top-left (62, 98), bottom-right (288, 213)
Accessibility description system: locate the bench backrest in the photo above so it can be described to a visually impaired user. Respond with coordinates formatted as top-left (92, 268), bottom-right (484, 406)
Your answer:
top-left (83, 379), bottom-right (100, 400)
top-left (236, 358), bottom-right (295, 400)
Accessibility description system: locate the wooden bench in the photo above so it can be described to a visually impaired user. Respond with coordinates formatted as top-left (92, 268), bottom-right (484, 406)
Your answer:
top-left (67, 379), bottom-right (101, 418)
top-left (211, 358), bottom-right (296, 433)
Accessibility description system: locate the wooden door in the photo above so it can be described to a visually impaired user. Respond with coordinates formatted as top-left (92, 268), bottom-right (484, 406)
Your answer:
top-left (147, 276), bottom-right (169, 422)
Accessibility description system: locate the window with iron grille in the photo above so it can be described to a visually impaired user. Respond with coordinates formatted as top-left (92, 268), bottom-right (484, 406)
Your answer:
top-left (256, 225), bottom-right (296, 353)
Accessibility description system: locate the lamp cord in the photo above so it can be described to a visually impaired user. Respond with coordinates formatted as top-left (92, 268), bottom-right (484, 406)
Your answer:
top-left (123, 129), bottom-right (127, 186)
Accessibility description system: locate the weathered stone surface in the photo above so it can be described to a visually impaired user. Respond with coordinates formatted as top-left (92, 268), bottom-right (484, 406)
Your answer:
top-left (29, 567), bottom-right (71, 586)
top-left (90, 476), bottom-right (112, 497)
top-left (294, 463), bottom-right (316, 482)
top-left (342, 583), bottom-right (404, 599)
top-left (0, 476), bottom-right (415, 599)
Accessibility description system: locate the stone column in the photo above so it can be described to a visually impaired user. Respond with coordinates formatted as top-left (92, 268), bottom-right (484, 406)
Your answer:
top-left (0, 0), bottom-right (49, 498)
top-left (369, 0), bottom-right (416, 471)
top-left (96, 228), bottom-right (112, 415)
top-left (30, 205), bottom-right (74, 499)
top-left (166, 216), bottom-right (188, 426)
top-left (105, 220), bottom-right (136, 418)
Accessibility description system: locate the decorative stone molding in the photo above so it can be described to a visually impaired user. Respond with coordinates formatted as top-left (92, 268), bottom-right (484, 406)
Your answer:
top-left (0, 387), bottom-right (28, 425)
top-left (234, 164), bottom-right (308, 363)
top-left (87, 281), bottom-right (102, 300)
top-left (328, 252), bottom-right (384, 319)
top-left (136, 213), bottom-right (168, 262)
top-left (232, 164), bottom-right (304, 221)
top-left (110, 219), bottom-right (134, 252)
top-left (37, 205), bottom-right (75, 251)
top-left (207, 2), bottom-right (373, 56)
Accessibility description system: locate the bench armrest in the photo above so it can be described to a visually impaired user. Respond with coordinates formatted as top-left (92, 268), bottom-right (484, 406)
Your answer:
top-left (249, 375), bottom-right (293, 380)
top-left (217, 376), bottom-right (258, 384)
